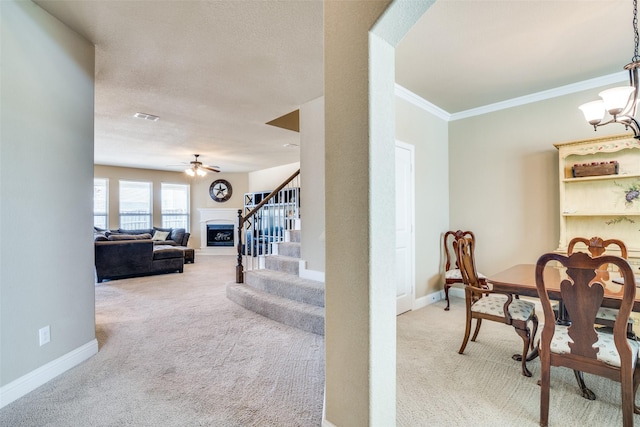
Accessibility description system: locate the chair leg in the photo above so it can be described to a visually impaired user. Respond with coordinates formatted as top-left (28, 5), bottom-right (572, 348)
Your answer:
top-left (458, 313), bottom-right (473, 354)
top-left (513, 326), bottom-right (532, 377)
top-left (540, 353), bottom-right (550, 427)
top-left (530, 315), bottom-right (539, 351)
top-left (573, 370), bottom-right (596, 400)
top-left (444, 283), bottom-right (451, 311)
top-left (471, 318), bottom-right (482, 342)
top-left (621, 377), bottom-right (635, 427)
top-left (633, 369), bottom-right (640, 414)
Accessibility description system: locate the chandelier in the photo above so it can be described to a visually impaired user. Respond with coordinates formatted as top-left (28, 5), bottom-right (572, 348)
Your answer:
top-left (579, 0), bottom-right (640, 139)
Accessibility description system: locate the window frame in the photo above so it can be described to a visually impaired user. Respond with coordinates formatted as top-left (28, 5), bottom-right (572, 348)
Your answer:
top-left (93, 178), bottom-right (109, 229)
top-left (161, 182), bottom-right (190, 231)
top-left (118, 180), bottom-right (153, 230)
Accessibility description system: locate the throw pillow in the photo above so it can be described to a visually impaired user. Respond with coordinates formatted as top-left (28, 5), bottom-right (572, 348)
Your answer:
top-left (170, 228), bottom-right (186, 245)
top-left (152, 230), bottom-right (170, 241)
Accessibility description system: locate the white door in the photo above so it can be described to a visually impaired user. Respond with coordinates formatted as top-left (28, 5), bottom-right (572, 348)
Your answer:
top-left (396, 141), bottom-right (415, 315)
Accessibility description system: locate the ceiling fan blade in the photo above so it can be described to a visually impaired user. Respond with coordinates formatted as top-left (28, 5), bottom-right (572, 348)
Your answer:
top-left (202, 166), bottom-right (220, 173)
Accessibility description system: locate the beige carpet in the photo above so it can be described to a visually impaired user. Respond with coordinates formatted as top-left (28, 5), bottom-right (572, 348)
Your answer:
top-left (0, 255), bottom-right (324, 427)
top-left (398, 296), bottom-right (638, 426)
top-left (1, 255), bottom-right (637, 426)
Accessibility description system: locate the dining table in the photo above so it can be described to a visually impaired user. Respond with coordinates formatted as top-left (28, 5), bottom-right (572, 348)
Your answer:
top-left (488, 263), bottom-right (640, 401)
top-left (489, 263), bottom-right (640, 311)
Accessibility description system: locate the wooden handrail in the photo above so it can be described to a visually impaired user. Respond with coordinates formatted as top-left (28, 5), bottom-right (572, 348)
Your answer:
top-left (236, 168), bottom-right (300, 283)
top-left (240, 169), bottom-right (301, 225)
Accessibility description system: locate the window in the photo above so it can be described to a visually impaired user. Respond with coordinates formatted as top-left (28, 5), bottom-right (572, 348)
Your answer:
top-left (161, 183), bottom-right (190, 231)
top-left (94, 178), bottom-right (108, 229)
top-left (119, 180), bottom-right (152, 229)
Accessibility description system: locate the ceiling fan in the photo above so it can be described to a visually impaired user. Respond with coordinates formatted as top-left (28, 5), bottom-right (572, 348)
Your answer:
top-left (183, 154), bottom-right (220, 176)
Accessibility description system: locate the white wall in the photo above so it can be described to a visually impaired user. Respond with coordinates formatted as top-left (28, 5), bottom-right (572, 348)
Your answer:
top-left (300, 97), bottom-right (325, 273)
top-left (396, 96), bottom-right (449, 299)
top-left (449, 87), bottom-right (624, 276)
top-left (0, 0), bottom-right (95, 397)
top-left (323, 1), bottom-right (431, 425)
top-left (248, 162), bottom-right (300, 193)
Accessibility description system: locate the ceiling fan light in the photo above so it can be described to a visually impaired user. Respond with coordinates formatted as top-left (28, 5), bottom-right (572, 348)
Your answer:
top-left (196, 168), bottom-right (207, 177)
top-left (579, 100), bottom-right (605, 125)
top-left (599, 86), bottom-right (635, 116)
top-left (185, 168), bottom-right (195, 177)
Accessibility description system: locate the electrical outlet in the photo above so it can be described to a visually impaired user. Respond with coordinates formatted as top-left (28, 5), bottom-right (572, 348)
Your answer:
top-left (39, 326), bottom-right (50, 346)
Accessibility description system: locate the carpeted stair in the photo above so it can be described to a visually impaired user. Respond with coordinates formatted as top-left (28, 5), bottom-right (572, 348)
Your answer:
top-left (226, 230), bottom-right (325, 335)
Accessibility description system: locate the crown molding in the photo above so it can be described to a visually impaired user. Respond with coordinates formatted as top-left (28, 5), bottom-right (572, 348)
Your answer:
top-left (395, 72), bottom-right (629, 122)
top-left (394, 83), bottom-right (451, 121)
top-left (450, 71), bottom-right (628, 121)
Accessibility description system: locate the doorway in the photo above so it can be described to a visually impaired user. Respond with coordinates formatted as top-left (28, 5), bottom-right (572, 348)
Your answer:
top-left (396, 141), bottom-right (415, 315)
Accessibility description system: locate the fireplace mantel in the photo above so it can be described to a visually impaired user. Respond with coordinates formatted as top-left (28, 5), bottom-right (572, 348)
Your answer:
top-left (197, 208), bottom-right (238, 254)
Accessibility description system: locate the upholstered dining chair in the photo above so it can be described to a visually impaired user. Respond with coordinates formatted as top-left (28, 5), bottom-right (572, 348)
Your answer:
top-left (535, 251), bottom-right (640, 427)
top-left (456, 237), bottom-right (538, 377)
top-left (443, 230), bottom-right (487, 311)
top-left (567, 236), bottom-right (632, 334)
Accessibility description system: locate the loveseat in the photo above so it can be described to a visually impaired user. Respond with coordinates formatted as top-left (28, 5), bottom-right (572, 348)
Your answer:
top-left (94, 227), bottom-right (191, 282)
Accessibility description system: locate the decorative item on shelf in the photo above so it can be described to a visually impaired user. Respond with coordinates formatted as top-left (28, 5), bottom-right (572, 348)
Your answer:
top-left (614, 180), bottom-right (640, 205)
top-left (578, 0), bottom-right (640, 139)
top-left (572, 161), bottom-right (619, 177)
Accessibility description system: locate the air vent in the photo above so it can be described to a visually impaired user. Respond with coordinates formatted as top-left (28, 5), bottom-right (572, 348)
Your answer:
top-left (133, 112), bottom-right (160, 122)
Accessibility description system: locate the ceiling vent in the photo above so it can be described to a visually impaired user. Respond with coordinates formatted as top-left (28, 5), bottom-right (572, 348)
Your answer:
top-left (134, 112), bottom-right (160, 122)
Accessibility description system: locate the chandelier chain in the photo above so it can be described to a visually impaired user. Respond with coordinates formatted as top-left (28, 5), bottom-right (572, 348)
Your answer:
top-left (634, 0), bottom-right (640, 62)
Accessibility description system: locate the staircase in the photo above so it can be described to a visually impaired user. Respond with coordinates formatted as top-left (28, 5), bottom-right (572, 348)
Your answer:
top-left (226, 230), bottom-right (325, 335)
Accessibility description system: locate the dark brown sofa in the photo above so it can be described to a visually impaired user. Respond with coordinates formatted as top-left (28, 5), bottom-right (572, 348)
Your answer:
top-left (94, 227), bottom-right (190, 246)
top-left (94, 239), bottom-right (184, 283)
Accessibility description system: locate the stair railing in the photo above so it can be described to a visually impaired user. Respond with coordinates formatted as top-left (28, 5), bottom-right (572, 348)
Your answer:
top-left (236, 169), bottom-right (300, 283)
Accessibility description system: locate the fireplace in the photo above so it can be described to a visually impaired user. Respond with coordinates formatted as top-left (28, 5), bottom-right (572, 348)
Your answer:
top-left (198, 208), bottom-right (238, 254)
top-left (207, 224), bottom-right (234, 247)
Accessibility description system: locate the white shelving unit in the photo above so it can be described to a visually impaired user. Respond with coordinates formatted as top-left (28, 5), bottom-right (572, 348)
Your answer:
top-left (555, 134), bottom-right (640, 264)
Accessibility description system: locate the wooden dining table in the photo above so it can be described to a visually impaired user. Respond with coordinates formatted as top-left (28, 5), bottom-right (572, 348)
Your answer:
top-left (489, 263), bottom-right (640, 311)
top-left (488, 263), bottom-right (640, 401)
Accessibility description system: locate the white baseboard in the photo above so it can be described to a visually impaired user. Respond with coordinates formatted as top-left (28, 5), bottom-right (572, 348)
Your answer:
top-left (299, 260), bottom-right (325, 282)
top-left (412, 286), bottom-right (464, 310)
top-left (446, 286), bottom-right (465, 300)
top-left (0, 338), bottom-right (98, 409)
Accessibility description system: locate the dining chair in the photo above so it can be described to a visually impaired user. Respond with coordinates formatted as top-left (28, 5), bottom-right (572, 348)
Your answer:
top-left (567, 236), bottom-right (633, 335)
top-left (456, 236), bottom-right (538, 377)
top-left (535, 251), bottom-right (640, 427)
top-left (443, 230), bottom-right (487, 311)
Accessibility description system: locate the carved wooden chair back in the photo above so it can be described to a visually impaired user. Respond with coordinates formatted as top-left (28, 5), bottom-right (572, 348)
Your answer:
top-left (568, 236), bottom-right (628, 258)
top-left (568, 236), bottom-right (628, 278)
top-left (566, 236), bottom-right (633, 334)
top-left (456, 236), bottom-right (538, 377)
top-left (535, 251), bottom-right (639, 427)
top-left (443, 230), bottom-right (486, 311)
top-left (444, 230), bottom-right (475, 272)
top-left (456, 236), bottom-right (483, 295)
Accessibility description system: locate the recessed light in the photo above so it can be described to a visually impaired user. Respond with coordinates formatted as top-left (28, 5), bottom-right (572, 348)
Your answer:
top-left (134, 112), bottom-right (160, 121)
top-left (283, 143), bottom-right (299, 148)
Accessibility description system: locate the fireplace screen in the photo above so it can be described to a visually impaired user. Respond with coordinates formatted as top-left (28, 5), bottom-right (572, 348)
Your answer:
top-left (207, 224), bottom-right (234, 247)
